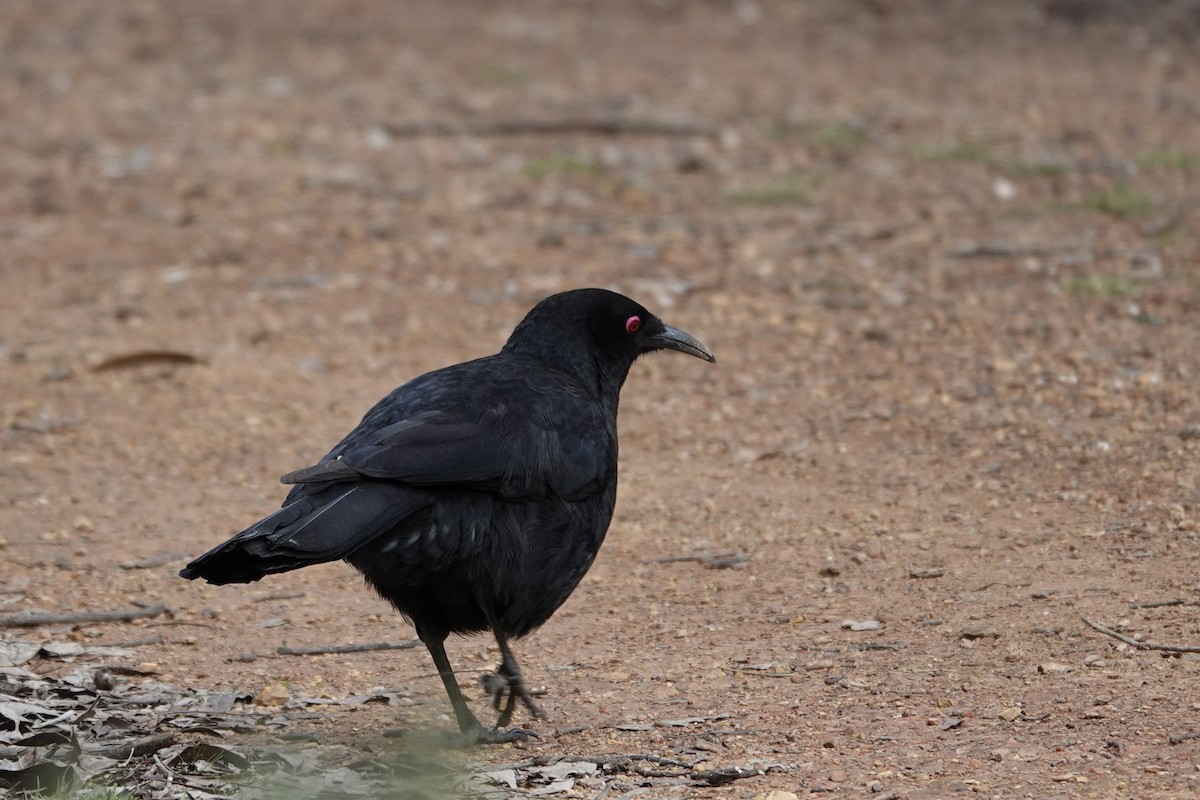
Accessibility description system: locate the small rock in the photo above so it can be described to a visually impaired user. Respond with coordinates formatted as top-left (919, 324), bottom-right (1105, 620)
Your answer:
top-left (73, 516), bottom-right (95, 533)
top-left (1083, 655), bottom-right (1106, 668)
top-left (993, 177), bottom-right (1017, 200)
top-left (1038, 662), bottom-right (1070, 675)
top-left (43, 366), bottom-right (74, 382)
top-left (756, 792), bottom-right (799, 800)
top-left (842, 619), bottom-right (882, 631)
top-left (676, 153), bottom-right (707, 173)
top-left (257, 683), bottom-right (291, 706)
top-left (1178, 424), bottom-right (1200, 440)
top-left (961, 627), bottom-right (1000, 640)
top-left (909, 568), bottom-right (945, 579)
top-left (998, 706), bottom-right (1022, 721)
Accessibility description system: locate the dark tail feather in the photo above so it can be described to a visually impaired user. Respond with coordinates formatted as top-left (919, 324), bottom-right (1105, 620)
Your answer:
top-left (180, 483), bottom-right (429, 585)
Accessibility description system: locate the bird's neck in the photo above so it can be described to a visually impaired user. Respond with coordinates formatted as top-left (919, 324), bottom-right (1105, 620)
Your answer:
top-left (502, 337), bottom-right (630, 408)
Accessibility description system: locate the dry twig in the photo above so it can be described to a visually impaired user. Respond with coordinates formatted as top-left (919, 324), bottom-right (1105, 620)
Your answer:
top-left (1081, 617), bottom-right (1200, 653)
top-left (690, 764), bottom-right (776, 786)
top-left (1169, 731), bottom-right (1200, 745)
top-left (945, 241), bottom-right (1058, 258)
top-left (384, 117), bottom-right (718, 139)
top-left (88, 733), bottom-right (176, 760)
top-left (252, 591), bottom-right (307, 603)
top-left (120, 552), bottom-right (190, 570)
top-left (650, 552), bottom-right (749, 569)
top-left (1129, 599), bottom-right (1185, 609)
top-left (277, 640), bottom-right (422, 656)
top-left (721, 665), bottom-right (799, 679)
top-left (0, 604), bottom-right (167, 628)
top-left (105, 635), bottom-right (165, 648)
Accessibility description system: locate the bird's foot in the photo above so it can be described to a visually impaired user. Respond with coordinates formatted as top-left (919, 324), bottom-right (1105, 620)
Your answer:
top-left (450, 722), bottom-right (539, 748)
top-left (480, 669), bottom-right (544, 726)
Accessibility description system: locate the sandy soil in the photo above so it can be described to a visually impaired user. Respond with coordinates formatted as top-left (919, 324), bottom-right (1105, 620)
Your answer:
top-left (4, 1), bottom-right (1200, 797)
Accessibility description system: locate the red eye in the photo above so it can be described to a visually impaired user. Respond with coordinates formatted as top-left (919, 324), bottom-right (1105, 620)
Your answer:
top-left (625, 315), bottom-right (641, 334)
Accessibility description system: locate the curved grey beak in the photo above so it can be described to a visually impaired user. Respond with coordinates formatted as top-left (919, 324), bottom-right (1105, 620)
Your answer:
top-left (649, 324), bottom-right (716, 363)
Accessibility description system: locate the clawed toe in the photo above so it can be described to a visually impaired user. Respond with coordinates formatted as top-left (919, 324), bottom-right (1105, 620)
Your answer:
top-left (481, 666), bottom-right (544, 727)
top-left (449, 722), bottom-right (539, 747)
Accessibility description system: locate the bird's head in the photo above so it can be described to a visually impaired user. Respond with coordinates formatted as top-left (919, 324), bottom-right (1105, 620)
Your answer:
top-left (503, 288), bottom-right (715, 389)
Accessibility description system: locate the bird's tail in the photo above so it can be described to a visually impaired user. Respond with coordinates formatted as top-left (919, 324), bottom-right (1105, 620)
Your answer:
top-left (180, 482), bottom-right (428, 585)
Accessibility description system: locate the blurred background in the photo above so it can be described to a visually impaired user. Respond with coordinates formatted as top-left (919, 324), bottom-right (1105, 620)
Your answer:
top-left (3, 1), bottom-right (1200, 796)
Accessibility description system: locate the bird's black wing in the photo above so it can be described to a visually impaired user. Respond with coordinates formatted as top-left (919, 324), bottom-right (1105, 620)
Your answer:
top-left (283, 366), bottom-right (613, 503)
top-left (182, 359), bottom-right (611, 586)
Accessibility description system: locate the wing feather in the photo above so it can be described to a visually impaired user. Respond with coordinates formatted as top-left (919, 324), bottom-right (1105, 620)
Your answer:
top-left (282, 372), bottom-right (612, 502)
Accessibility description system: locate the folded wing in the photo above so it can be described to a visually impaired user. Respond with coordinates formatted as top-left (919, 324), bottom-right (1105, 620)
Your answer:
top-left (182, 367), bottom-right (612, 585)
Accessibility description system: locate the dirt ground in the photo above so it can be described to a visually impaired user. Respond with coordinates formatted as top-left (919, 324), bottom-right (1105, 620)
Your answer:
top-left (4, 0), bottom-right (1200, 797)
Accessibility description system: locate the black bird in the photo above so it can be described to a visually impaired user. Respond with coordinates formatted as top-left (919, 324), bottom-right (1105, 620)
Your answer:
top-left (180, 288), bottom-right (714, 743)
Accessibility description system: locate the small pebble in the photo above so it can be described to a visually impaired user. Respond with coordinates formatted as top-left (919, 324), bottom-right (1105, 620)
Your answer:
top-left (256, 683), bottom-right (290, 706)
top-left (1038, 662), bottom-right (1070, 674)
top-left (842, 619), bottom-right (881, 631)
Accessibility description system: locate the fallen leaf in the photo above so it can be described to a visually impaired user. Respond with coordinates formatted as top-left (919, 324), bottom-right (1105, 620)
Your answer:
top-left (483, 768), bottom-right (518, 789)
top-left (170, 742), bottom-right (253, 771)
top-left (529, 778), bottom-right (575, 795)
top-left (91, 350), bottom-right (206, 372)
top-left (0, 642), bottom-right (40, 667)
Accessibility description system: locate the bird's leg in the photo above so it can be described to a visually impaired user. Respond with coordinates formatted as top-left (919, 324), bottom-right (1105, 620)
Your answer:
top-left (477, 609), bottom-right (544, 728)
top-left (418, 626), bottom-right (535, 746)
top-left (419, 627), bottom-right (482, 734)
